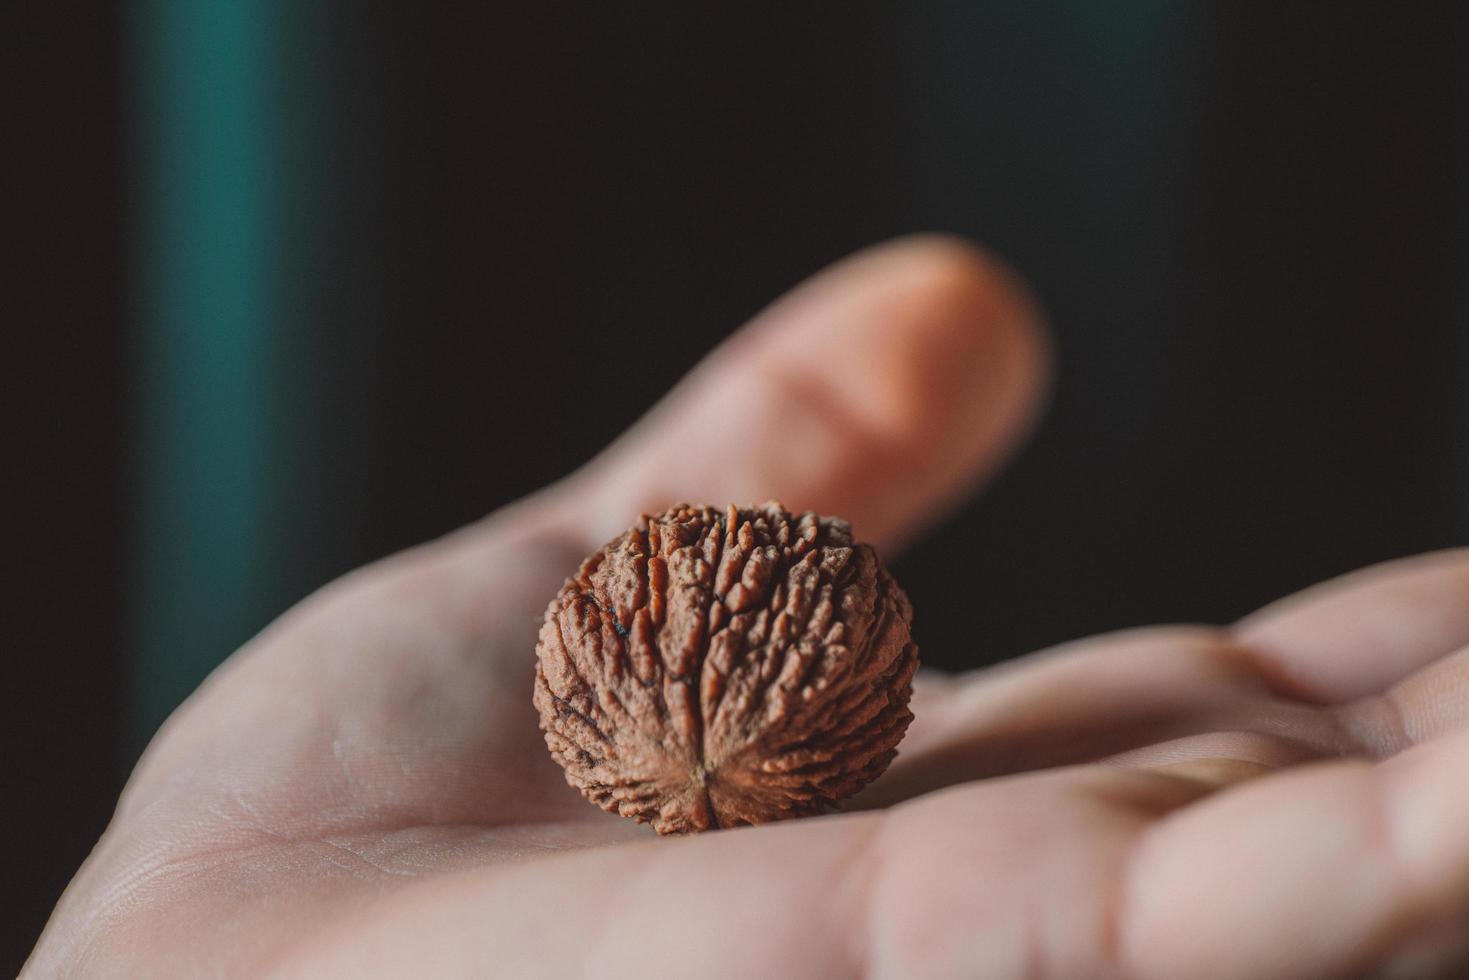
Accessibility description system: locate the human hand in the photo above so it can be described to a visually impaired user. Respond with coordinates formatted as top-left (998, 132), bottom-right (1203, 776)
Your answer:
top-left (30, 237), bottom-right (1469, 978)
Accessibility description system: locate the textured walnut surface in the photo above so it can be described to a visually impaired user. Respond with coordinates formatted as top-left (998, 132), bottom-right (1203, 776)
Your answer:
top-left (533, 502), bottom-right (918, 834)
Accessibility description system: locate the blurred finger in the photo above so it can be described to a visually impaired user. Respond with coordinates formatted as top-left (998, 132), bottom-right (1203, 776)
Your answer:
top-left (873, 549), bottom-right (1469, 805)
top-left (1336, 642), bottom-right (1469, 756)
top-left (1234, 547), bottom-right (1469, 702)
top-left (556, 234), bottom-right (1049, 554)
top-left (859, 627), bottom-right (1343, 807)
top-left (1120, 728), bottom-right (1469, 979)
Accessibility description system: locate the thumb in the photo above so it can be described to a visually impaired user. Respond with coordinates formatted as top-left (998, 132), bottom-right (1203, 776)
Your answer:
top-left (556, 234), bottom-right (1049, 553)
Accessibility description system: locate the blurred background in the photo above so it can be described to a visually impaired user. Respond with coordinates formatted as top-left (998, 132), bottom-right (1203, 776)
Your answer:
top-left (8, 2), bottom-right (1469, 970)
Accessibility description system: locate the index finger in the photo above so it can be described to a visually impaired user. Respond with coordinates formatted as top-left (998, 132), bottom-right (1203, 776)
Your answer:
top-left (1233, 547), bottom-right (1469, 702)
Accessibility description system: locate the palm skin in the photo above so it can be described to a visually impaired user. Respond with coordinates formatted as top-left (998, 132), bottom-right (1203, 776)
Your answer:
top-left (28, 237), bottom-right (1469, 978)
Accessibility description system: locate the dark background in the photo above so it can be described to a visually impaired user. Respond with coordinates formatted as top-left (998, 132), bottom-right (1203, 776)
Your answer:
top-left (8, 3), bottom-right (1468, 971)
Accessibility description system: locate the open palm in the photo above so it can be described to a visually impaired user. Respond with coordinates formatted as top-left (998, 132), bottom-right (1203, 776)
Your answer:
top-left (30, 238), bottom-right (1469, 978)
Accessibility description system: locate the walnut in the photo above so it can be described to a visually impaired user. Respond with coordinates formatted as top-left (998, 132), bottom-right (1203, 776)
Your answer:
top-left (533, 502), bottom-right (919, 834)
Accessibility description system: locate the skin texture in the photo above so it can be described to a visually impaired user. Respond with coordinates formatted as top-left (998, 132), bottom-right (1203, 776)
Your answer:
top-left (27, 235), bottom-right (1469, 978)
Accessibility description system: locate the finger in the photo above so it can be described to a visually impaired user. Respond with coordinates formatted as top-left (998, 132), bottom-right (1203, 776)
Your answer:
top-left (1120, 727), bottom-right (1469, 979)
top-left (860, 627), bottom-right (1344, 807)
top-left (873, 549), bottom-right (1469, 805)
top-left (1234, 547), bottom-right (1469, 702)
top-left (554, 234), bottom-right (1049, 554)
top-left (1335, 641), bottom-right (1469, 756)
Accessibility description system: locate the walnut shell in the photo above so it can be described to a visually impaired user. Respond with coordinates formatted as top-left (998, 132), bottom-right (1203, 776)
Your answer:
top-left (533, 502), bottom-right (918, 834)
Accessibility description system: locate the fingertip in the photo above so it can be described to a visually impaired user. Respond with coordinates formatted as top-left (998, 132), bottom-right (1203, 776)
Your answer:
top-left (754, 234), bottom-right (1050, 545)
top-left (767, 234), bottom-right (1046, 428)
top-left (558, 235), bottom-right (1051, 552)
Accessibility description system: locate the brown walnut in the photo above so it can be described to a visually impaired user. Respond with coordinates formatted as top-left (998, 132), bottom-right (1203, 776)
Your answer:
top-left (533, 501), bottom-right (918, 834)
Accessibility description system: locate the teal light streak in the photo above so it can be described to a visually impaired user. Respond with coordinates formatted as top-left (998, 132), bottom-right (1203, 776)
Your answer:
top-left (132, 0), bottom-right (277, 751)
